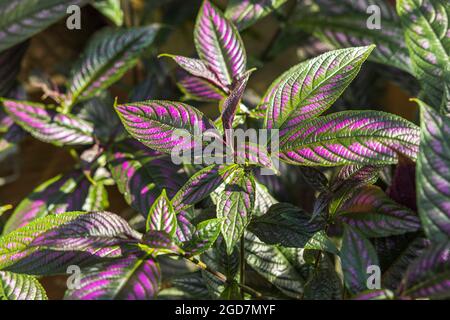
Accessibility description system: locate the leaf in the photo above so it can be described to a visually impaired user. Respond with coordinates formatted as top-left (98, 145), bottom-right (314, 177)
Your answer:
top-left (3, 170), bottom-right (104, 234)
top-left (176, 69), bottom-right (226, 102)
top-left (262, 46), bottom-right (374, 131)
top-left (0, 212), bottom-right (139, 275)
top-left (169, 272), bottom-right (210, 299)
top-left (217, 170), bottom-right (255, 255)
top-left (146, 190), bottom-right (177, 237)
top-left (304, 231), bottom-right (339, 255)
top-left (172, 164), bottom-right (237, 213)
top-left (116, 100), bottom-right (217, 155)
top-left (2, 99), bottom-right (94, 146)
top-left (0, 42), bottom-right (28, 96)
top-left (141, 231), bottom-right (179, 254)
top-left (93, 0), bottom-right (124, 26)
top-left (402, 241), bottom-right (450, 299)
top-left (303, 256), bottom-right (342, 300)
top-left (337, 186), bottom-right (421, 238)
top-left (65, 253), bottom-right (160, 300)
top-left (68, 26), bottom-right (159, 102)
top-left (279, 111), bottom-right (420, 166)
top-left (352, 289), bottom-right (394, 300)
top-left (182, 218), bottom-right (222, 256)
top-left (194, 0), bottom-right (247, 87)
top-left (249, 203), bottom-right (323, 248)
top-left (416, 102), bottom-right (450, 241)
top-left (341, 225), bottom-right (379, 294)
top-left (245, 231), bottom-right (304, 298)
top-left (0, 0), bottom-right (90, 52)
top-left (0, 271), bottom-right (47, 300)
top-left (397, 0), bottom-right (450, 108)
top-left (299, 0), bottom-right (412, 73)
top-left (225, 0), bottom-right (288, 31)
top-left (107, 142), bottom-right (185, 216)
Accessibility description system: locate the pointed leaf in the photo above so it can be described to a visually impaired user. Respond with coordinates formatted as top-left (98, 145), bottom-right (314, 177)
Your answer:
top-left (0, 271), bottom-right (47, 300)
top-left (194, 0), bottom-right (247, 87)
top-left (341, 225), bottom-right (379, 294)
top-left (68, 26), bottom-right (159, 102)
top-left (146, 190), bottom-right (177, 237)
top-left (279, 111), bottom-right (420, 166)
top-left (2, 99), bottom-right (94, 146)
top-left (262, 46), bottom-right (374, 130)
top-left (65, 253), bottom-right (160, 300)
top-left (93, 0), bottom-right (124, 26)
top-left (176, 69), bottom-right (226, 101)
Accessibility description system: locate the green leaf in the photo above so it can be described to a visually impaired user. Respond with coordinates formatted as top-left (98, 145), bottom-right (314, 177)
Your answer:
top-left (0, 0), bottom-right (90, 52)
top-left (217, 169), bottom-right (255, 255)
top-left (249, 203), bottom-right (323, 248)
top-left (397, 0), bottom-right (450, 108)
top-left (304, 230), bottom-right (339, 255)
top-left (146, 190), bottom-right (177, 238)
top-left (68, 26), bottom-right (159, 103)
top-left (183, 218), bottom-right (222, 256)
top-left (0, 271), bottom-right (47, 300)
top-left (93, 0), bottom-right (124, 26)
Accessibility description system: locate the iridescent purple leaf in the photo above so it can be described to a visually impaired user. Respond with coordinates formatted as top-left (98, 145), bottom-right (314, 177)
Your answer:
top-left (225, 0), bottom-right (288, 31)
top-left (352, 289), bottom-right (394, 300)
top-left (338, 186), bottom-right (421, 238)
top-left (2, 99), bottom-right (94, 146)
top-left (68, 26), bottom-right (159, 103)
top-left (0, 271), bottom-right (47, 300)
top-left (116, 100), bottom-right (217, 155)
top-left (146, 190), bottom-right (177, 237)
top-left (262, 46), bottom-right (375, 130)
top-left (279, 111), bottom-right (420, 166)
top-left (217, 169), bottom-right (255, 255)
top-left (341, 225), bottom-right (379, 294)
top-left (416, 100), bottom-right (450, 241)
top-left (194, 0), bottom-right (247, 87)
top-left (65, 253), bottom-right (160, 300)
top-left (176, 69), bottom-right (226, 102)
top-left (142, 230), bottom-right (179, 254)
top-left (402, 241), bottom-right (450, 299)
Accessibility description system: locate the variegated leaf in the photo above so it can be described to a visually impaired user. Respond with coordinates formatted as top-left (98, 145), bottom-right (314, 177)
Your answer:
top-left (2, 99), bottom-right (94, 146)
top-left (93, 0), bottom-right (123, 26)
top-left (65, 253), bottom-right (160, 300)
top-left (146, 190), bottom-right (177, 237)
top-left (397, 0), bottom-right (450, 109)
top-left (262, 46), bottom-right (374, 131)
top-left (176, 69), bottom-right (226, 102)
top-left (225, 0), bottom-right (288, 31)
top-left (0, 271), bottom-right (47, 300)
top-left (116, 100), bottom-right (217, 155)
top-left (0, 0), bottom-right (90, 52)
top-left (194, 0), bottom-right (247, 87)
top-left (416, 101), bottom-right (450, 241)
top-left (338, 186), bottom-right (421, 238)
top-left (68, 26), bottom-right (159, 103)
top-left (279, 111), bottom-right (420, 166)
top-left (353, 289), bottom-right (394, 300)
top-left (182, 218), bottom-right (222, 257)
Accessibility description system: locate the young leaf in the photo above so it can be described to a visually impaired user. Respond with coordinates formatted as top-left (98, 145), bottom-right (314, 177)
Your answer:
top-left (182, 218), bottom-right (222, 256)
top-left (225, 0), bottom-right (288, 31)
top-left (217, 170), bottom-right (255, 255)
top-left (0, 212), bottom-right (139, 275)
top-left (116, 100), bottom-right (217, 155)
top-left (402, 241), bottom-right (450, 299)
top-left (194, 0), bottom-right (247, 87)
top-left (0, 271), bottom-right (47, 300)
top-left (2, 99), bottom-right (94, 146)
top-left (397, 0), bottom-right (450, 108)
top-left (0, 0), bottom-right (90, 52)
top-left (146, 190), bottom-right (177, 237)
top-left (172, 164), bottom-right (237, 213)
top-left (416, 102), bottom-right (450, 242)
top-left (337, 186), bottom-right (421, 238)
top-left (65, 253), bottom-right (160, 300)
top-left (249, 203), bottom-right (323, 248)
top-left (299, 0), bottom-right (412, 73)
top-left (176, 69), bottom-right (226, 102)
top-left (262, 46), bottom-right (375, 130)
top-left (68, 26), bottom-right (159, 103)
top-left (279, 111), bottom-right (420, 166)
top-left (341, 225), bottom-right (379, 294)
top-left (93, 0), bottom-right (124, 26)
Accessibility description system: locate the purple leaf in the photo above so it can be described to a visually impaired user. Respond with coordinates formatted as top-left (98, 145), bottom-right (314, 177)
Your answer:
top-left (416, 101), bottom-right (450, 241)
top-left (194, 0), bottom-right (247, 87)
top-left (262, 46), bottom-right (374, 130)
top-left (2, 99), bottom-right (94, 146)
top-left (352, 289), bottom-right (394, 300)
top-left (279, 111), bottom-right (420, 166)
top-left (0, 271), bottom-right (47, 300)
top-left (337, 186), bottom-right (421, 238)
top-left (65, 253), bottom-right (160, 300)
top-left (142, 230), bottom-right (179, 253)
top-left (234, 142), bottom-right (274, 169)
top-left (146, 190), bottom-right (177, 237)
top-left (386, 155), bottom-right (417, 210)
top-left (175, 210), bottom-right (196, 243)
top-left (402, 241), bottom-right (450, 299)
top-left (116, 100), bottom-right (217, 154)
top-left (176, 69), bottom-right (226, 101)
top-left (341, 225), bottom-right (379, 294)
